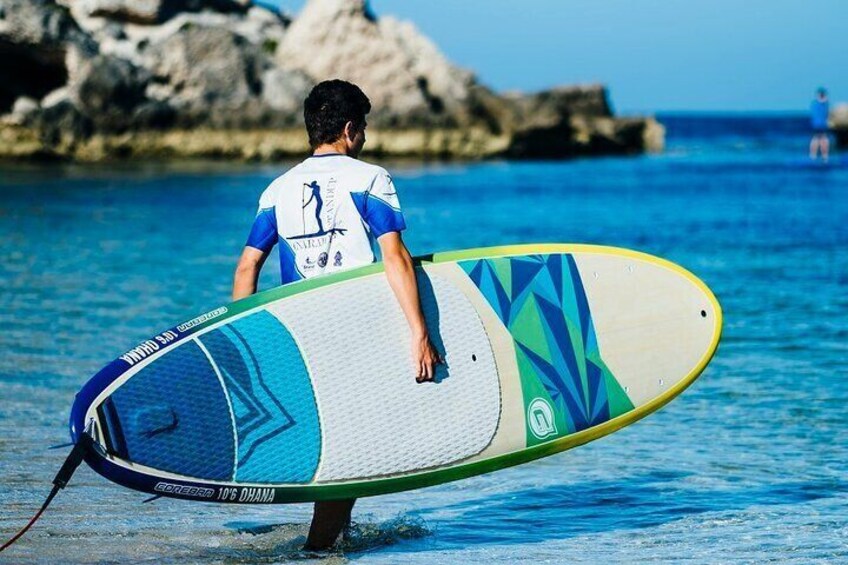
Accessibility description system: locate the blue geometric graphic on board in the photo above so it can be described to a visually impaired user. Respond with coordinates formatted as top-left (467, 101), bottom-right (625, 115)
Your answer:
top-left (199, 311), bottom-right (320, 483)
top-left (460, 253), bottom-right (634, 444)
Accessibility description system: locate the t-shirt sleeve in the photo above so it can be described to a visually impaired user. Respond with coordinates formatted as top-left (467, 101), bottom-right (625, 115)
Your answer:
top-left (358, 170), bottom-right (406, 239)
top-left (245, 190), bottom-right (278, 252)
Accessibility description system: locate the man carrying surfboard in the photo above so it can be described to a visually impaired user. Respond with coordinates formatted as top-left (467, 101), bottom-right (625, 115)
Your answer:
top-left (232, 79), bottom-right (441, 550)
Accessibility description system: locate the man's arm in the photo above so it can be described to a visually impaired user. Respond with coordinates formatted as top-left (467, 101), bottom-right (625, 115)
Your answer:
top-left (378, 232), bottom-right (441, 382)
top-left (233, 246), bottom-right (269, 301)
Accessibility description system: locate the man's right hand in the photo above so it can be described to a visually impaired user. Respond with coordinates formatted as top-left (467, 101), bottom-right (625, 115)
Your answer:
top-left (378, 231), bottom-right (445, 384)
top-left (412, 332), bottom-right (442, 383)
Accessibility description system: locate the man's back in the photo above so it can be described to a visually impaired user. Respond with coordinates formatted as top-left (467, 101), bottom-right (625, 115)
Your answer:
top-left (249, 154), bottom-right (405, 284)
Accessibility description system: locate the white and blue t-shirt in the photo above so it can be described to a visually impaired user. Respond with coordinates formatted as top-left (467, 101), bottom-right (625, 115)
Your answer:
top-left (246, 154), bottom-right (406, 285)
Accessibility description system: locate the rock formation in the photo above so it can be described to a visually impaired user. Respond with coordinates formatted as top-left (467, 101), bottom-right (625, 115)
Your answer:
top-left (68, 0), bottom-right (251, 25)
top-left (0, 0), bottom-right (96, 113)
top-left (0, 0), bottom-right (664, 161)
top-left (276, 0), bottom-right (477, 127)
top-left (832, 104), bottom-right (848, 149)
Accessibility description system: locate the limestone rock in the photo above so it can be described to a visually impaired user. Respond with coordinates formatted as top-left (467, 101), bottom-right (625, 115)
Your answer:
top-left (131, 99), bottom-right (176, 129)
top-left (0, 0), bottom-right (664, 161)
top-left (13, 96), bottom-right (40, 114)
top-left (70, 54), bottom-right (151, 131)
top-left (277, 0), bottom-right (477, 127)
top-left (3, 97), bottom-right (40, 126)
top-left (0, 0), bottom-right (97, 112)
top-left (82, 0), bottom-right (162, 24)
top-left (502, 85), bottom-right (611, 128)
top-left (641, 117), bottom-right (665, 153)
top-left (33, 86), bottom-right (91, 144)
top-left (0, 0), bottom-right (94, 47)
top-left (239, 5), bottom-right (289, 47)
top-left (378, 15), bottom-right (477, 121)
top-left (42, 87), bottom-right (72, 109)
top-left (832, 103), bottom-right (848, 148)
top-left (143, 24), bottom-right (267, 127)
top-left (261, 67), bottom-right (312, 116)
top-left (73, 0), bottom-right (252, 25)
top-left (500, 85), bottom-right (663, 157)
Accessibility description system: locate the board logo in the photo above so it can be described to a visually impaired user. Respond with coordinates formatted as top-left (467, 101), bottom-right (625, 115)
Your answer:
top-left (177, 307), bottom-right (228, 333)
top-left (154, 482), bottom-right (214, 498)
top-left (528, 397), bottom-right (557, 439)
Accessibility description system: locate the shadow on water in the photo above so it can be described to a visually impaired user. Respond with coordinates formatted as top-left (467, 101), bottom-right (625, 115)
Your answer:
top-left (409, 470), bottom-right (848, 548)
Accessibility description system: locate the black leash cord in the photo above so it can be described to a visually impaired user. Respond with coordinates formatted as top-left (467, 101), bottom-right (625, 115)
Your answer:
top-left (0, 434), bottom-right (93, 553)
top-left (0, 485), bottom-right (60, 552)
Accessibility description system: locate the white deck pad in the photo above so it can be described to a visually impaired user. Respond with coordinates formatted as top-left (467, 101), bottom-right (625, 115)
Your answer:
top-left (268, 271), bottom-right (501, 482)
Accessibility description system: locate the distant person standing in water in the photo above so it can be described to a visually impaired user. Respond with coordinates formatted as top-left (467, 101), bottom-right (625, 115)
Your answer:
top-left (809, 88), bottom-right (830, 161)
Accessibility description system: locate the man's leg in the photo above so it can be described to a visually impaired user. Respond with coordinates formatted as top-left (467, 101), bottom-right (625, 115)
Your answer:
top-left (304, 499), bottom-right (356, 550)
top-left (821, 135), bottom-right (830, 162)
top-left (810, 135), bottom-right (820, 159)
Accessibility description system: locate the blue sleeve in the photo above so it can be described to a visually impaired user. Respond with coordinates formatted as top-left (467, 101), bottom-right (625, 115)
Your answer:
top-left (352, 171), bottom-right (406, 239)
top-left (245, 207), bottom-right (278, 252)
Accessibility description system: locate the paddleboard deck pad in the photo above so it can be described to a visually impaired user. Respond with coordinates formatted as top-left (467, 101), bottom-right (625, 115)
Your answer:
top-left (70, 245), bottom-right (722, 503)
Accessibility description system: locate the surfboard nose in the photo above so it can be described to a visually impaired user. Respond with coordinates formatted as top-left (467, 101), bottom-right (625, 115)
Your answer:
top-left (99, 341), bottom-right (237, 481)
top-left (83, 310), bottom-right (322, 485)
top-left (574, 252), bottom-right (722, 409)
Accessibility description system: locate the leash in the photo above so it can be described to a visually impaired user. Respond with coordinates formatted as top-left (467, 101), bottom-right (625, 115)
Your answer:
top-left (0, 434), bottom-right (93, 553)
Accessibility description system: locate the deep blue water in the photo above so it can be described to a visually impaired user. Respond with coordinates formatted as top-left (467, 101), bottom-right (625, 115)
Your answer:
top-left (1, 115), bottom-right (847, 563)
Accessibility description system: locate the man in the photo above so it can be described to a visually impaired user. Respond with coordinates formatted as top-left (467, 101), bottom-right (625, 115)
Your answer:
top-left (810, 87), bottom-right (830, 162)
top-left (231, 79), bottom-right (441, 551)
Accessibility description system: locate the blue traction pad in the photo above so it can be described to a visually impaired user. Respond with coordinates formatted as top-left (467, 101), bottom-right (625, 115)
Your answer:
top-left (109, 341), bottom-right (235, 480)
top-left (107, 311), bottom-right (320, 484)
top-left (198, 311), bottom-right (320, 483)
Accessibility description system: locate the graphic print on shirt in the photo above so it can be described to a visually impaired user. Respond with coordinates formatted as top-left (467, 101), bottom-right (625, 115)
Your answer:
top-left (246, 157), bottom-right (407, 285)
top-left (289, 180), bottom-right (348, 240)
top-left (283, 177), bottom-right (352, 277)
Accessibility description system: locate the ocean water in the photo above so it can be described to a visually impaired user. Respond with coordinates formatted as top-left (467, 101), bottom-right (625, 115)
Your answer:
top-left (1, 115), bottom-right (847, 563)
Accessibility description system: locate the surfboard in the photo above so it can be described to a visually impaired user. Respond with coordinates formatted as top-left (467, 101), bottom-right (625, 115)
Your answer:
top-left (70, 244), bottom-right (722, 504)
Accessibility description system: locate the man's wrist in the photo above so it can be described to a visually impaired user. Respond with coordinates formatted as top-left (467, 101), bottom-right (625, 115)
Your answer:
top-left (411, 326), bottom-right (429, 340)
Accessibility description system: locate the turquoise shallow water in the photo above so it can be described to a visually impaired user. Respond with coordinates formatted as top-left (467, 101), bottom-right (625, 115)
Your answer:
top-left (1, 116), bottom-right (847, 563)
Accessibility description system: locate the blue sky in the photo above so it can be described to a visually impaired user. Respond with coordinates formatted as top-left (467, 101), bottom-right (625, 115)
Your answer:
top-left (271, 1), bottom-right (847, 113)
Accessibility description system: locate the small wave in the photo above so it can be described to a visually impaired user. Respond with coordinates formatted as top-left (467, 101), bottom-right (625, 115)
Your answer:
top-left (204, 515), bottom-right (432, 562)
top-left (341, 515), bottom-right (432, 554)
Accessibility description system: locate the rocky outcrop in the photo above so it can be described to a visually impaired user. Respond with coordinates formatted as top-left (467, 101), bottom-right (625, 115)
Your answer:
top-left (144, 25), bottom-right (262, 126)
top-left (276, 0), bottom-right (478, 127)
top-left (832, 104), bottom-right (848, 148)
top-left (0, 0), bottom-right (664, 161)
top-left (72, 54), bottom-right (152, 130)
top-left (80, 0), bottom-right (165, 24)
top-left (498, 85), bottom-right (664, 157)
top-left (0, 0), bottom-right (97, 113)
top-left (68, 0), bottom-right (251, 25)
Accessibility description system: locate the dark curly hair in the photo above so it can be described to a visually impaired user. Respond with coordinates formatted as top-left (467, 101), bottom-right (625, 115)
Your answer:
top-left (303, 80), bottom-right (371, 149)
